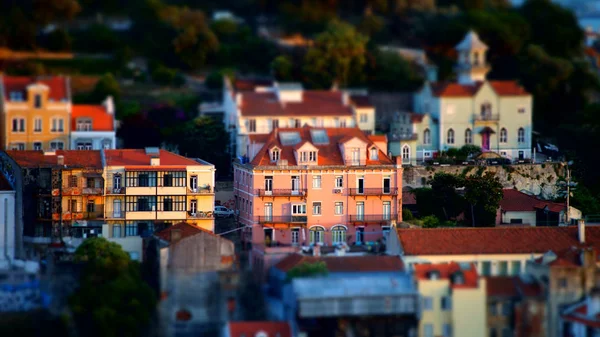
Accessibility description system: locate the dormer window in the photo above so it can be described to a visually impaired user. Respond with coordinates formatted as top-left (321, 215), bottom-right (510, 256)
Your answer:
top-left (429, 270), bottom-right (440, 280)
top-left (309, 151), bottom-right (317, 162)
top-left (370, 147), bottom-right (378, 160)
top-left (77, 119), bottom-right (93, 131)
top-left (34, 94), bottom-right (42, 109)
top-left (270, 148), bottom-right (280, 162)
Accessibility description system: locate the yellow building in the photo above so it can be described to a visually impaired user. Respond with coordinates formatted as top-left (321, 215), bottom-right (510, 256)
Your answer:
top-left (102, 148), bottom-right (216, 238)
top-left (414, 262), bottom-right (487, 337)
top-left (1, 76), bottom-right (71, 150)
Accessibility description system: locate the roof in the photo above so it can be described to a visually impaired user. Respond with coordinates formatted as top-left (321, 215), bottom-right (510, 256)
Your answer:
top-left (2, 76), bottom-right (68, 101)
top-left (350, 95), bottom-right (372, 108)
top-left (292, 274), bottom-right (416, 299)
top-left (239, 91), bottom-right (353, 117)
top-left (274, 254), bottom-right (404, 273)
top-left (455, 31), bottom-right (488, 51)
top-left (249, 126), bottom-right (393, 166)
top-left (6, 150), bottom-right (102, 169)
top-left (533, 246), bottom-right (596, 267)
top-left (486, 276), bottom-right (519, 297)
top-left (414, 262), bottom-right (479, 288)
top-left (155, 222), bottom-right (214, 243)
top-left (396, 226), bottom-right (600, 256)
top-left (233, 78), bottom-right (274, 92)
top-left (430, 80), bottom-right (529, 97)
top-left (500, 189), bottom-right (566, 213)
top-left (562, 301), bottom-right (600, 329)
top-left (402, 190), bottom-right (416, 205)
top-left (368, 134), bottom-right (387, 142)
top-left (227, 321), bottom-right (292, 337)
top-left (104, 149), bottom-right (202, 167)
top-left (71, 105), bottom-right (114, 131)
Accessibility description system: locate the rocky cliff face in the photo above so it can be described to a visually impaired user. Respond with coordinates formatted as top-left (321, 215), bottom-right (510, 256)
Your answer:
top-left (403, 163), bottom-right (566, 199)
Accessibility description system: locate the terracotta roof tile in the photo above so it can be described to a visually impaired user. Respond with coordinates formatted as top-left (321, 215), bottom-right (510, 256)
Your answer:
top-left (2, 76), bottom-right (68, 101)
top-left (227, 321), bottom-right (292, 337)
top-left (488, 81), bottom-right (530, 96)
top-left (249, 126), bottom-right (393, 166)
top-left (274, 254), bottom-right (404, 273)
top-left (486, 276), bottom-right (519, 297)
top-left (233, 78), bottom-right (274, 91)
top-left (368, 134), bottom-right (387, 142)
top-left (396, 226), bottom-right (600, 255)
top-left (402, 191), bottom-right (416, 205)
top-left (155, 221), bottom-right (214, 243)
top-left (240, 91), bottom-right (353, 117)
top-left (6, 150), bottom-right (102, 169)
top-left (414, 262), bottom-right (479, 288)
top-left (72, 105), bottom-right (114, 131)
top-left (430, 80), bottom-right (529, 97)
top-left (500, 189), bottom-right (566, 213)
top-left (104, 149), bottom-right (202, 167)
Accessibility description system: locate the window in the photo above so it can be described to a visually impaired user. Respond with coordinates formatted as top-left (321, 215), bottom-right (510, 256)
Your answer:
top-left (312, 202), bottom-right (321, 215)
top-left (189, 175), bottom-right (198, 190)
top-left (87, 200), bottom-right (95, 213)
top-left (292, 204), bottom-right (306, 215)
top-left (34, 94), bottom-right (42, 108)
top-left (465, 128), bottom-right (472, 144)
top-left (447, 129), bottom-right (455, 144)
top-left (335, 176), bottom-right (343, 188)
top-left (271, 148), bottom-right (280, 162)
top-left (10, 143), bottom-right (25, 150)
top-left (424, 324), bottom-right (434, 337)
top-left (126, 196), bottom-right (157, 212)
top-left (9, 91), bottom-right (23, 101)
top-left (264, 176), bottom-right (273, 192)
top-left (294, 119), bottom-right (301, 128)
top-left (312, 175), bottom-right (321, 188)
top-left (500, 128), bottom-right (507, 143)
top-left (272, 119), bottom-right (279, 130)
top-left (518, 128), bottom-right (525, 143)
top-left (481, 261), bottom-right (491, 276)
top-left (248, 119), bottom-right (256, 132)
top-left (52, 118), bottom-right (64, 132)
top-left (383, 177), bottom-right (391, 194)
top-left (490, 302), bottom-right (498, 316)
top-left (12, 118), bottom-right (24, 132)
top-left (481, 102), bottom-right (492, 116)
top-left (498, 261), bottom-right (508, 276)
top-left (70, 200), bottom-right (78, 212)
top-left (69, 175), bottom-right (78, 188)
top-left (86, 178), bottom-right (96, 188)
top-left (291, 228), bottom-right (299, 245)
top-left (511, 261), bottom-right (521, 275)
top-left (309, 151), bottom-right (317, 162)
top-left (300, 151), bottom-right (307, 162)
top-left (558, 278), bottom-right (568, 288)
top-left (441, 296), bottom-right (452, 310)
top-left (34, 118), bottom-right (42, 132)
top-left (443, 324), bottom-right (452, 337)
top-left (291, 175), bottom-right (300, 192)
top-left (370, 147), bottom-right (378, 160)
top-left (502, 302), bottom-right (511, 316)
top-left (77, 142), bottom-right (92, 150)
top-left (50, 141), bottom-right (64, 150)
top-left (423, 128), bottom-right (431, 145)
top-left (113, 174), bottom-right (122, 189)
top-left (339, 119), bottom-right (346, 127)
top-left (33, 142), bottom-right (42, 151)
top-left (163, 197), bottom-right (173, 211)
top-left (402, 145), bottom-right (410, 162)
top-left (518, 106), bottom-right (526, 114)
top-left (190, 200), bottom-right (197, 213)
top-left (334, 202), bottom-right (343, 215)
top-left (360, 114), bottom-right (368, 123)
top-left (77, 119), bottom-right (92, 131)
top-left (315, 118), bottom-right (323, 127)
top-left (163, 173), bottom-right (173, 187)
top-left (423, 297), bottom-right (433, 310)
top-left (309, 227), bottom-right (324, 244)
top-left (331, 226), bottom-right (346, 244)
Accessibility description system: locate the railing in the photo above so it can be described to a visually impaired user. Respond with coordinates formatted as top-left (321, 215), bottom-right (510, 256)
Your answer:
top-left (256, 189), bottom-right (307, 197)
top-left (106, 211), bottom-right (124, 218)
top-left (187, 211), bottom-right (215, 219)
top-left (474, 114), bottom-right (500, 121)
top-left (83, 210), bottom-right (104, 220)
top-left (61, 187), bottom-right (82, 195)
top-left (189, 186), bottom-right (213, 194)
top-left (256, 215), bottom-right (308, 224)
top-left (106, 187), bottom-right (126, 194)
top-left (83, 187), bottom-right (104, 195)
top-left (348, 188), bottom-right (398, 196)
top-left (389, 133), bottom-right (418, 141)
top-left (343, 158), bottom-right (367, 166)
top-left (348, 214), bottom-right (397, 223)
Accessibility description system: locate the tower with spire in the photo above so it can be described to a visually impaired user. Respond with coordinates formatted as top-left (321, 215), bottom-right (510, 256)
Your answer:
top-left (454, 30), bottom-right (491, 85)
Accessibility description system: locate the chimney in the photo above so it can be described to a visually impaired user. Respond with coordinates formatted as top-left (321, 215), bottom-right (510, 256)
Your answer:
top-left (170, 228), bottom-right (182, 243)
top-left (313, 245), bottom-right (320, 257)
top-left (103, 96), bottom-right (115, 115)
top-left (57, 155), bottom-right (64, 166)
top-left (578, 219), bottom-right (586, 244)
top-left (150, 156), bottom-right (160, 166)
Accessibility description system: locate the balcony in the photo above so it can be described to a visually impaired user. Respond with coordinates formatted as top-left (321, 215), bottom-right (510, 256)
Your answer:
top-left (106, 211), bottom-right (125, 219)
top-left (106, 187), bottom-right (126, 195)
top-left (474, 114), bottom-right (500, 122)
top-left (56, 187), bottom-right (82, 196)
top-left (188, 186), bottom-right (214, 194)
top-left (256, 215), bottom-right (308, 225)
top-left (187, 211), bottom-right (215, 219)
top-left (348, 214), bottom-right (397, 224)
top-left (389, 133), bottom-right (418, 142)
top-left (348, 188), bottom-right (398, 196)
top-left (83, 187), bottom-right (104, 195)
top-left (256, 189), bottom-right (307, 198)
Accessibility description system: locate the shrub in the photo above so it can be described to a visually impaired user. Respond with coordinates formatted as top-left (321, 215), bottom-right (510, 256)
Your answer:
top-left (402, 208), bottom-right (414, 221)
top-left (152, 66), bottom-right (177, 86)
top-left (421, 215), bottom-right (440, 228)
top-left (205, 71), bottom-right (224, 90)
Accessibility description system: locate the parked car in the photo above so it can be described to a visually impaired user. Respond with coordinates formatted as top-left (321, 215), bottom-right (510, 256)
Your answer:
top-left (214, 206), bottom-right (235, 218)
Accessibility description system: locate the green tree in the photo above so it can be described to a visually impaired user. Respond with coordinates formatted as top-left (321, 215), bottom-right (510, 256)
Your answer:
top-left (69, 238), bottom-right (156, 337)
top-left (367, 50), bottom-right (424, 91)
top-left (463, 172), bottom-right (503, 226)
top-left (304, 20), bottom-right (369, 88)
top-left (90, 73), bottom-right (121, 102)
top-left (271, 55), bottom-right (294, 81)
top-left (358, 13), bottom-right (385, 37)
top-left (430, 173), bottom-right (466, 220)
top-left (204, 71), bottom-right (224, 90)
top-left (44, 28), bottom-right (72, 51)
top-left (286, 261), bottom-right (328, 281)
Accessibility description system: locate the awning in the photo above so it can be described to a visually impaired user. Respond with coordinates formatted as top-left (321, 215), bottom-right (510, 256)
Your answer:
top-left (479, 126), bottom-right (496, 134)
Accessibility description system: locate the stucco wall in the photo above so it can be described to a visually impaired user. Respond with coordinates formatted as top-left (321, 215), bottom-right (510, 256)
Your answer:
top-left (452, 279), bottom-right (487, 337)
top-left (403, 163), bottom-right (566, 199)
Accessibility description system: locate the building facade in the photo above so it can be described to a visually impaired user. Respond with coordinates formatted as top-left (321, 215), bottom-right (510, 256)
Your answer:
top-left (234, 126), bottom-right (402, 272)
top-left (70, 96), bottom-right (116, 150)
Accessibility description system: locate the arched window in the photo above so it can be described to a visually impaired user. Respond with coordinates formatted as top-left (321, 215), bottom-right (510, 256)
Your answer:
top-left (480, 102), bottom-right (492, 117)
top-left (500, 128), bottom-right (507, 143)
top-left (465, 129), bottom-right (472, 144)
top-left (402, 145), bottom-right (410, 163)
top-left (423, 128), bottom-right (431, 145)
top-left (518, 128), bottom-right (525, 143)
top-left (309, 226), bottom-right (324, 245)
top-left (270, 148), bottom-right (280, 162)
top-left (331, 225), bottom-right (347, 244)
top-left (447, 129), bottom-right (455, 144)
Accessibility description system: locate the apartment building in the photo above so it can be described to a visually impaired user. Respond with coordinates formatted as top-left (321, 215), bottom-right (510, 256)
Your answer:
top-left (414, 262), bottom-right (487, 337)
top-left (103, 148), bottom-right (216, 240)
top-left (70, 96), bottom-right (116, 150)
top-left (233, 125), bottom-right (402, 272)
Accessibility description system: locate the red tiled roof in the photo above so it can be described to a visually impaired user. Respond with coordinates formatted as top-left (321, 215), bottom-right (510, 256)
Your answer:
top-left (396, 226), bottom-right (600, 256)
top-left (410, 113), bottom-right (425, 123)
top-left (155, 222), bottom-right (214, 243)
top-left (228, 321), bottom-right (292, 337)
top-left (249, 126), bottom-right (393, 166)
top-left (239, 91), bottom-right (353, 117)
top-left (414, 262), bottom-right (479, 288)
top-left (533, 246), bottom-right (595, 267)
top-left (402, 191), bottom-right (416, 205)
top-left (368, 134), bottom-right (387, 142)
top-left (71, 105), bottom-right (114, 131)
top-left (500, 189), bottom-right (566, 213)
top-left (430, 80), bottom-right (529, 97)
top-left (563, 302), bottom-right (600, 328)
top-left (6, 150), bottom-right (102, 168)
top-left (104, 149), bottom-right (201, 167)
top-left (274, 254), bottom-right (404, 273)
top-left (233, 78), bottom-right (274, 92)
top-left (486, 276), bottom-right (519, 297)
top-left (350, 95), bottom-right (372, 108)
top-left (2, 76), bottom-right (68, 101)
top-left (248, 134), bottom-right (270, 144)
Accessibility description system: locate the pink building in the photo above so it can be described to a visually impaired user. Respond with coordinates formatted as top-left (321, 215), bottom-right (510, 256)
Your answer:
top-left (233, 125), bottom-right (403, 272)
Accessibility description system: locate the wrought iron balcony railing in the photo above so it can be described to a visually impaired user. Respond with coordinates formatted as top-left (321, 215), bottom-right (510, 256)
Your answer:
top-left (348, 214), bottom-right (397, 223)
top-left (256, 189), bottom-right (307, 197)
top-left (256, 215), bottom-right (308, 224)
top-left (348, 188), bottom-right (398, 196)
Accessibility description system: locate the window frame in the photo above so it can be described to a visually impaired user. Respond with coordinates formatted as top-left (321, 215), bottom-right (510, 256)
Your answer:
top-left (518, 128), bottom-right (525, 143)
top-left (312, 202), bottom-right (321, 215)
top-left (331, 225), bottom-right (347, 244)
top-left (447, 129), bottom-right (455, 144)
top-left (291, 204), bottom-right (307, 215)
top-left (334, 202), bottom-right (343, 215)
top-left (465, 128), bottom-right (472, 144)
top-left (335, 175), bottom-right (343, 188)
top-left (423, 128), bottom-right (431, 145)
top-left (500, 128), bottom-right (508, 143)
top-left (312, 175), bottom-right (321, 189)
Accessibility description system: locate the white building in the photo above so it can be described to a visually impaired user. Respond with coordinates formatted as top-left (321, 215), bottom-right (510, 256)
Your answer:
top-left (70, 96), bottom-right (117, 150)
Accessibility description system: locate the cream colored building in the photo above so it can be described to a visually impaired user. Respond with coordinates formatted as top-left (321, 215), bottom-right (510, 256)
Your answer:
top-left (414, 262), bottom-right (487, 337)
top-left (102, 148), bottom-right (216, 240)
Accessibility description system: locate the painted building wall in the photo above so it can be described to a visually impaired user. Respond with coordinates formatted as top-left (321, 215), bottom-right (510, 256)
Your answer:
top-left (452, 279), bottom-right (487, 337)
top-left (417, 279), bottom-right (453, 337)
top-left (355, 106), bottom-right (376, 135)
top-left (501, 211), bottom-right (537, 226)
top-left (403, 254), bottom-right (540, 277)
top-left (70, 131), bottom-right (116, 149)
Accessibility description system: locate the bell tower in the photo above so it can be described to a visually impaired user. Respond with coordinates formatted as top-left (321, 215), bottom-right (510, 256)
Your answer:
top-left (455, 31), bottom-right (490, 85)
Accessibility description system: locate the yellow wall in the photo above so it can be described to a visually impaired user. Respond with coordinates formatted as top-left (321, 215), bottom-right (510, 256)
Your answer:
top-left (452, 278), bottom-right (487, 337)
top-left (418, 279), bottom-right (452, 336)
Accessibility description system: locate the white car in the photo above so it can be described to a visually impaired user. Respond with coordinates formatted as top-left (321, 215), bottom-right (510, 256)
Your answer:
top-left (214, 206), bottom-right (234, 218)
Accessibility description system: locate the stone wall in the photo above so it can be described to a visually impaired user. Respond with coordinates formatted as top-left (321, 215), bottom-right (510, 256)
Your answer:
top-left (403, 163), bottom-right (566, 199)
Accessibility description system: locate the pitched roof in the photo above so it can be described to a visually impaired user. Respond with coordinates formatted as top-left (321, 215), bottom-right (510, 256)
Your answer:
top-left (249, 126), bottom-right (393, 166)
top-left (486, 276), bottom-right (519, 297)
top-left (6, 150), bottom-right (102, 169)
top-left (71, 105), bottom-right (114, 131)
top-left (430, 80), bottom-right (529, 97)
top-left (455, 31), bottom-right (488, 51)
top-left (562, 301), bottom-right (600, 328)
top-left (274, 254), bottom-right (404, 273)
top-left (414, 262), bottom-right (479, 288)
top-left (500, 189), bottom-right (566, 213)
top-left (2, 76), bottom-right (68, 101)
top-left (239, 91), bottom-right (353, 117)
top-left (104, 149), bottom-right (201, 167)
top-left (155, 222), bottom-right (214, 243)
top-left (368, 134), bottom-right (387, 142)
top-left (396, 226), bottom-right (600, 256)
top-left (533, 246), bottom-right (595, 267)
top-left (233, 78), bottom-right (274, 92)
top-left (227, 321), bottom-right (292, 337)
top-left (402, 190), bottom-right (416, 205)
